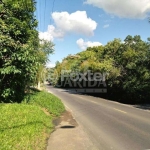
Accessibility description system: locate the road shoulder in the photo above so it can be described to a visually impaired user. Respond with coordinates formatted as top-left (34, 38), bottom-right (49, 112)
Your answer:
top-left (46, 111), bottom-right (98, 150)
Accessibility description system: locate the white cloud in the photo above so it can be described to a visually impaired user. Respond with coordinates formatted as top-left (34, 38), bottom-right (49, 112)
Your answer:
top-left (39, 11), bottom-right (97, 41)
top-left (46, 62), bottom-right (55, 68)
top-left (39, 31), bottom-right (54, 41)
top-left (48, 25), bottom-right (65, 39)
top-left (103, 24), bottom-right (109, 28)
top-left (77, 38), bottom-right (102, 50)
top-left (39, 25), bottom-right (64, 41)
top-left (85, 0), bottom-right (150, 19)
top-left (52, 11), bottom-right (97, 36)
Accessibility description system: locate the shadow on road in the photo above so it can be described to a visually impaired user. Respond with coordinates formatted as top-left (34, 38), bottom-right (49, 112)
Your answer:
top-left (134, 104), bottom-right (150, 111)
top-left (46, 84), bottom-right (150, 111)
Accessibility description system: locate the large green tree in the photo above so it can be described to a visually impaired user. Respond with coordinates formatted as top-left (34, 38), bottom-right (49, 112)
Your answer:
top-left (0, 0), bottom-right (38, 102)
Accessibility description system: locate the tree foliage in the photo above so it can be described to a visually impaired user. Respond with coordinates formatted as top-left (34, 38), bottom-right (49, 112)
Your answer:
top-left (35, 40), bottom-right (54, 89)
top-left (0, 0), bottom-right (39, 102)
top-left (52, 35), bottom-right (150, 104)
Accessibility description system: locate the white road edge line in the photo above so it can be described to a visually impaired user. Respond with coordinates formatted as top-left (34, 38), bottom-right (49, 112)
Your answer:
top-left (113, 108), bottom-right (127, 114)
top-left (64, 104), bottom-right (72, 112)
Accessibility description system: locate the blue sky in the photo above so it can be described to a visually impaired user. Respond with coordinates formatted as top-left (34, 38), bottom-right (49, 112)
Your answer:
top-left (35, 0), bottom-right (150, 67)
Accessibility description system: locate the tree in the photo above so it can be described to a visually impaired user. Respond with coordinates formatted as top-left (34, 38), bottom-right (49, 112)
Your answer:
top-left (121, 35), bottom-right (150, 103)
top-left (35, 40), bottom-right (54, 89)
top-left (0, 0), bottom-right (38, 102)
top-left (53, 35), bottom-right (150, 103)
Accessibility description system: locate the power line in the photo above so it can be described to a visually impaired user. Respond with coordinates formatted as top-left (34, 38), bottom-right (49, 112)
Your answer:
top-left (35, 0), bottom-right (56, 32)
top-left (34, 0), bottom-right (41, 31)
top-left (52, 0), bottom-right (56, 13)
top-left (50, 0), bottom-right (56, 25)
top-left (39, 0), bottom-right (41, 31)
top-left (35, 0), bottom-right (39, 30)
top-left (44, 0), bottom-right (46, 31)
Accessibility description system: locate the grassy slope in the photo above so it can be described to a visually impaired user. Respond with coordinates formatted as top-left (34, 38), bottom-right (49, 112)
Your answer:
top-left (27, 91), bottom-right (65, 116)
top-left (0, 91), bottom-right (65, 150)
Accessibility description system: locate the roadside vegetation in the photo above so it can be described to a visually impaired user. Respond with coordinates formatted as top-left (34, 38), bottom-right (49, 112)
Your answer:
top-left (0, 0), bottom-right (149, 148)
top-left (0, 0), bottom-right (54, 103)
top-left (0, 90), bottom-right (65, 150)
top-left (50, 36), bottom-right (150, 104)
top-left (0, 1), bottom-right (65, 149)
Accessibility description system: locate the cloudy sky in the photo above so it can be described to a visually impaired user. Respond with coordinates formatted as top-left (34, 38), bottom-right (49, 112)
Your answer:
top-left (36, 0), bottom-right (150, 67)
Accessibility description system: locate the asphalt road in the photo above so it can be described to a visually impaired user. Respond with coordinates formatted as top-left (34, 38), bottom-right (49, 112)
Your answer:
top-left (47, 85), bottom-right (150, 150)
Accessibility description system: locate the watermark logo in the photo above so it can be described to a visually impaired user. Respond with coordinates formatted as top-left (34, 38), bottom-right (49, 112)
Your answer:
top-left (56, 70), bottom-right (107, 93)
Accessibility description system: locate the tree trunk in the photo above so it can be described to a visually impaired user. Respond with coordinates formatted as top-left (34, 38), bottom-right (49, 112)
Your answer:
top-left (37, 81), bottom-right (41, 90)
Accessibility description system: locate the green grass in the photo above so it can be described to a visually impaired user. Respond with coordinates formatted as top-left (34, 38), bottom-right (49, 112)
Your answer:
top-left (27, 91), bottom-right (65, 116)
top-left (0, 91), bottom-right (65, 150)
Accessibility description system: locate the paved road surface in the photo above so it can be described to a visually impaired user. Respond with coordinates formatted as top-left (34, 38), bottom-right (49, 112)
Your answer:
top-left (47, 85), bottom-right (150, 150)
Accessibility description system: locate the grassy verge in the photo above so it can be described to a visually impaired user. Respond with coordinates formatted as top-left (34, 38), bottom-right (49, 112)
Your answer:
top-left (27, 91), bottom-right (65, 116)
top-left (0, 90), bottom-right (65, 150)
